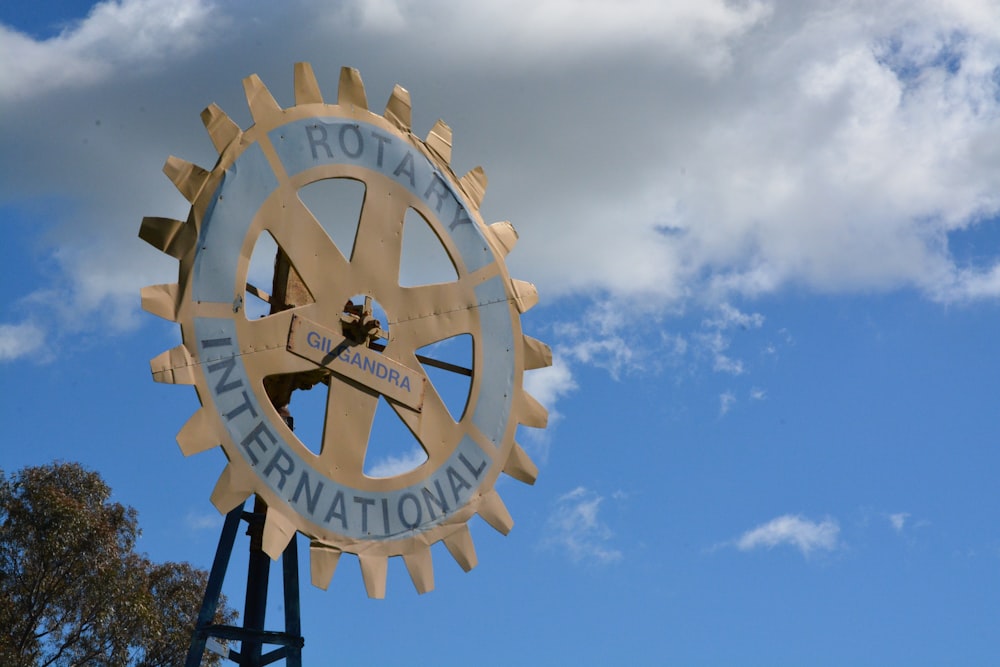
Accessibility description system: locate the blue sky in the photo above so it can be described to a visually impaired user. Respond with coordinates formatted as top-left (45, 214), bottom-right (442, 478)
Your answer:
top-left (3, 1), bottom-right (1000, 665)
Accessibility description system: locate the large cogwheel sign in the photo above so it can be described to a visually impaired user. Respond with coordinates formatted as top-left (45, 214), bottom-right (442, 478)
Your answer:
top-left (140, 63), bottom-right (552, 598)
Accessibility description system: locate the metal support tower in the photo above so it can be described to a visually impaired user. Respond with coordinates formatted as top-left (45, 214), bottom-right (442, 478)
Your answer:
top-left (185, 496), bottom-right (304, 667)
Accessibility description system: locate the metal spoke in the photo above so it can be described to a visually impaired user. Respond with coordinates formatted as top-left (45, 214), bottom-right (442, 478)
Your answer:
top-left (348, 181), bottom-right (408, 292)
top-left (244, 346), bottom-right (319, 380)
top-left (267, 196), bottom-right (352, 303)
top-left (317, 376), bottom-right (379, 478)
top-left (369, 342), bottom-right (471, 377)
top-left (391, 308), bottom-right (476, 352)
top-left (386, 355), bottom-right (461, 460)
top-left (240, 307), bottom-right (319, 378)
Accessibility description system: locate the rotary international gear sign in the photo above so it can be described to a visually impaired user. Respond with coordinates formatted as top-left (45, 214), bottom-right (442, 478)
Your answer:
top-left (140, 63), bottom-right (551, 598)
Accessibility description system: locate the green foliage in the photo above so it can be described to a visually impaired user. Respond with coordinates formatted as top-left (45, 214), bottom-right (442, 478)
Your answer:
top-left (0, 462), bottom-right (236, 666)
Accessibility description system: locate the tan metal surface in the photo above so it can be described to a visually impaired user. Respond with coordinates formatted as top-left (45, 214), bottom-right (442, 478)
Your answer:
top-left (140, 63), bottom-right (552, 597)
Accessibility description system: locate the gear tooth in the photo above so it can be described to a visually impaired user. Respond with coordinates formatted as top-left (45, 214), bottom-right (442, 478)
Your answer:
top-left (337, 66), bottom-right (368, 110)
top-left (140, 283), bottom-right (180, 322)
top-left (517, 390), bottom-right (549, 429)
top-left (309, 541), bottom-right (342, 590)
top-left (262, 509), bottom-right (297, 559)
top-left (459, 166), bottom-right (488, 208)
top-left (477, 489), bottom-right (514, 535)
top-left (210, 466), bottom-right (255, 514)
top-left (293, 61), bottom-right (324, 105)
top-left (176, 408), bottom-right (219, 457)
top-left (522, 335), bottom-right (553, 371)
top-left (139, 216), bottom-right (195, 259)
top-left (509, 279), bottom-right (539, 313)
top-left (384, 84), bottom-right (412, 132)
top-left (487, 221), bottom-right (518, 257)
top-left (503, 442), bottom-right (538, 485)
top-left (243, 73), bottom-right (283, 123)
top-left (358, 553), bottom-right (388, 599)
top-left (425, 119), bottom-right (453, 164)
top-left (163, 156), bottom-right (210, 204)
top-left (200, 103), bottom-right (241, 154)
top-left (402, 546), bottom-right (435, 594)
top-left (443, 525), bottom-right (477, 572)
top-left (150, 344), bottom-right (196, 385)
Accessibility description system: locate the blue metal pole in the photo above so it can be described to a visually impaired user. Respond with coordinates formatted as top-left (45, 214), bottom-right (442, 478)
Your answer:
top-left (281, 535), bottom-right (303, 667)
top-left (186, 501), bottom-right (245, 667)
top-left (241, 497), bottom-right (271, 667)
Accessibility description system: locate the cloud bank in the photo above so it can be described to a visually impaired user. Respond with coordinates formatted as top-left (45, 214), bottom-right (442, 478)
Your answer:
top-left (3, 0), bottom-right (1000, 365)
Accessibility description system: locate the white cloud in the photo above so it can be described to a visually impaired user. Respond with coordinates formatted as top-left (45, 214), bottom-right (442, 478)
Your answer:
top-left (708, 331), bottom-right (745, 375)
top-left (735, 514), bottom-right (840, 556)
top-left (703, 303), bottom-right (765, 331)
top-left (689, 304), bottom-right (767, 377)
top-left (335, 0), bottom-right (772, 73)
top-left (550, 299), bottom-right (657, 379)
top-left (563, 337), bottom-right (636, 379)
top-left (719, 391), bottom-right (737, 416)
top-left (545, 487), bottom-right (623, 564)
top-left (750, 387), bottom-right (767, 401)
top-left (695, 330), bottom-right (744, 376)
top-left (0, 0), bottom-right (220, 103)
top-left (0, 322), bottom-right (46, 361)
top-left (523, 353), bottom-right (577, 425)
top-left (887, 512), bottom-right (910, 533)
top-left (184, 510), bottom-right (221, 532)
top-left (4, 0), bottom-right (1000, 362)
top-left (364, 448), bottom-right (427, 478)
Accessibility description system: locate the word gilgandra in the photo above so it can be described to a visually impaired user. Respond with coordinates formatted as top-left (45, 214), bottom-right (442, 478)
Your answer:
top-left (306, 330), bottom-right (412, 393)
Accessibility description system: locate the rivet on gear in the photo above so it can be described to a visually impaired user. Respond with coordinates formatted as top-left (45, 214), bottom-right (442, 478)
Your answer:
top-left (139, 63), bottom-right (553, 598)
